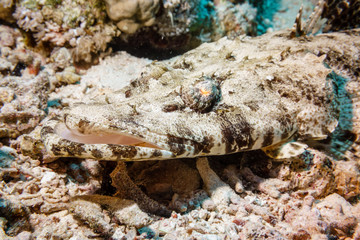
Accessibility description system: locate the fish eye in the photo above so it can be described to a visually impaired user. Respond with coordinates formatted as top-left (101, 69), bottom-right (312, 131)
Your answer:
top-left (181, 78), bottom-right (221, 112)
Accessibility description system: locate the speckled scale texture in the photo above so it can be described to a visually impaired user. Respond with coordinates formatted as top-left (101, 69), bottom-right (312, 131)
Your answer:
top-left (41, 29), bottom-right (360, 161)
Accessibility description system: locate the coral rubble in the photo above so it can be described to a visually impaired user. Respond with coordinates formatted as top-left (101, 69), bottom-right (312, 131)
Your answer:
top-left (13, 0), bottom-right (119, 64)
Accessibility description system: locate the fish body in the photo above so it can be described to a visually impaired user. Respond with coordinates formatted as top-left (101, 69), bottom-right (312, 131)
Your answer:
top-left (41, 29), bottom-right (360, 161)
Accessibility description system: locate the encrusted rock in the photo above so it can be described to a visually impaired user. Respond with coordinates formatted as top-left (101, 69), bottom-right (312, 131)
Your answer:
top-left (70, 195), bottom-right (153, 229)
top-left (0, 25), bottom-right (18, 48)
top-left (55, 66), bottom-right (81, 85)
top-left (316, 193), bottom-right (359, 238)
top-left (105, 0), bottom-right (160, 34)
top-left (0, 73), bottom-right (49, 139)
top-left (69, 198), bottom-right (113, 234)
top-left (0, 87), bottom-right (14, 106)
top-left (49, 47), bottom-right (72, 71)
top-left (333, 160), bottom-right (360, 200)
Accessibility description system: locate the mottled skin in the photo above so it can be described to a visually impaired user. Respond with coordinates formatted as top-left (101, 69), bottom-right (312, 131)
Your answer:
top-left (41, 29), bottom-right (360, 161)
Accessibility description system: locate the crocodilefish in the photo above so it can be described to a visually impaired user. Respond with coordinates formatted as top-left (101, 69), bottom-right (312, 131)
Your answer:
top-left (40, 27), bottom-right (360, 162)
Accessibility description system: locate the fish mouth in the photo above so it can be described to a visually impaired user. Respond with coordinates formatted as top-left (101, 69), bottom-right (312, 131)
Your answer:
top-left (39, 120), bottom-right (177, 161)
top-left (55, 122), bottom-right (165, 150)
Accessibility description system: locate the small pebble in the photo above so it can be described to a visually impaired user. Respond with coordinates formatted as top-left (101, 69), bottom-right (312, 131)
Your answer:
top-left (198, 209), bottom-right (209, 220)
top-left (40, 172), bottom-right (57, 185)
top-left (202, 198), bottom-right (216, 211)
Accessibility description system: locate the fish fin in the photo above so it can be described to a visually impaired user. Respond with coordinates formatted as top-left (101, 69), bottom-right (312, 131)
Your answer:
top-left (290, 0), bottom-right (360, 38)
top-left (290, 0), bottom-right (326, 37)
top-left (302, 0), bottom-right (325, 35)
top-left (289, 4), bottom-right (304, 38)
top-left (262, 141), bottom-right (308, 159)
top-left (327, 72), bottom-right (360, 161)
top-left (321, 0), bottom-right (360, 32)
